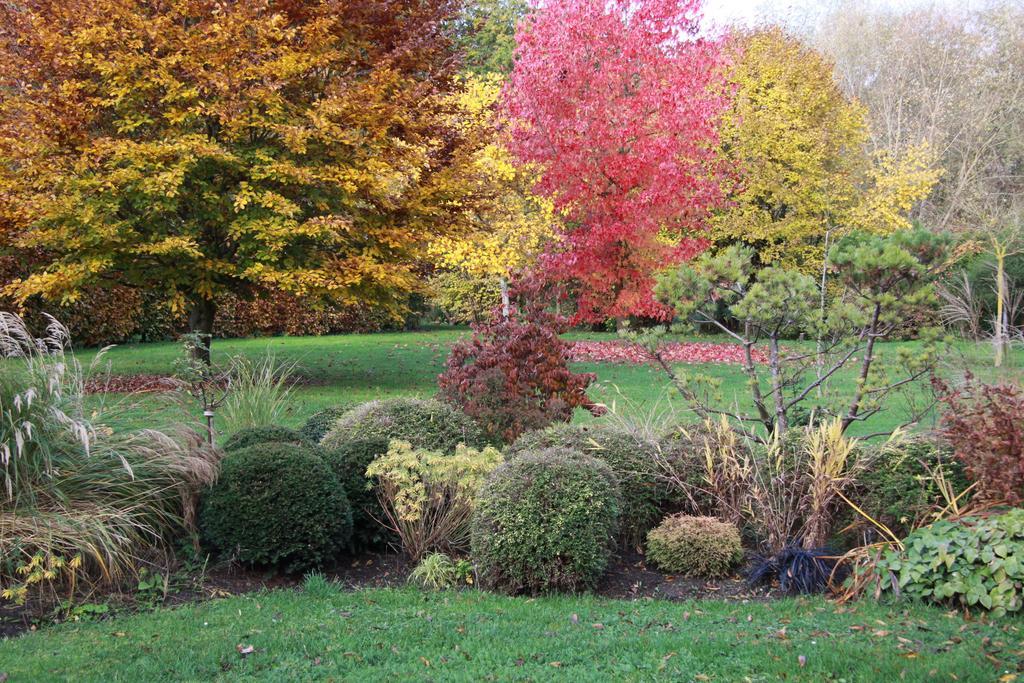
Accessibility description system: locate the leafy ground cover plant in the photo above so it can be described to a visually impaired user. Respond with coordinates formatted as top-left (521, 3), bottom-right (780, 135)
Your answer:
top-left (365, 440), bottom-right (502, 560)
top-left (472, 448), bottom-right (620, 594)
top-left (876, 509), bottom-right (1024, 615)
top-left (0, 313), bottom-right (218, 608)
top-left (645, 515), bottom-right (743, 577)
top-left (321, 398), bottom-right (486, 453)
top-left (936, 375), bottom-right (1024, 505)
top-left (199, 442), bottom-right (351, 572)
top-left (407, 552), bottom-right (475, 591)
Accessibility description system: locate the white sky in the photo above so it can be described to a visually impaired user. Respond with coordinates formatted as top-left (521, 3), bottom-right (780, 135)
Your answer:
top-left (701, 0), bottom-right (997, 30)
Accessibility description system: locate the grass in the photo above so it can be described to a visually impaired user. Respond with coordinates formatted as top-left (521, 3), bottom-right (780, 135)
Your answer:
top-left (1, 586), bottom-right (1021, 681)
top-left (75, 327), bottom-right (1024, 441)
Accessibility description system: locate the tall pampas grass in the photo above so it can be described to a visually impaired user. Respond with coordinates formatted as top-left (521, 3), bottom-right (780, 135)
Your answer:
top-left (0, 313), bottom-right (219, 608)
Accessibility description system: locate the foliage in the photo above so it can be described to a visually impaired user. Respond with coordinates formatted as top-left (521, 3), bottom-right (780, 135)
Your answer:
top-left (439, 312), bottom-right (598, 444)
top-left (649, 228), bottom-right (950, 439)
top-left (0, 0), bottom-right (485, 344)
top-left (504, 0), bottom-right (728, 322)
top-left (300, 406), bottom-right (356, 445)
top-left (508, 423), bottom-right (668, 546)
top-left (840, 438), bottom-right (968, 541)
top-left (427, 73), bottom-right (555, 285)
top-left (365, 440), bottom-right (502, 560)
top-left (407, 552), bottom-right (475, 591)
top-left (471, 448), bottom-right (620, 594)
top-left (0, 313), bottom-right (219, 607)
top-left (320, 438), bottom-right (391, 550)
top-left (455, 0), bottom-right (526, 75)
top-left (936, 376), bottom-right (1024, 505)
top-left (213, 290), bottom-right (402, 340)
top-left (199, 442), bottom-right (351, 573)
top-left (428, 271), bottom-right (503, 325)
top-left (645, 515), bottom-right (743, 578)
top-left (219, 354), bottom-right (297, 433)
top-left (713, 28), bottom-right (940, 271)
top-left (877, 510), bottom-right (1024, 615)
top-left (222, 426), bottom-right (308, 453)
top-left (748, 545), bottom-right (840, 596)
top-left (321, 398), bottom-right (487, 454)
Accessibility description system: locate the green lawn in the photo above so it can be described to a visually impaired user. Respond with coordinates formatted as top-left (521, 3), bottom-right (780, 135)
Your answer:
top-left (1, 586), bottom-right (1021, 681)
top-left (79, 328), bottom-right (1022, 440)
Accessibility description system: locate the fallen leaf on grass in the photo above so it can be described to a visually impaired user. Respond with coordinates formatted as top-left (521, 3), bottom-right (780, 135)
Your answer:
top-left (236, 644), bottom-right (255, 657)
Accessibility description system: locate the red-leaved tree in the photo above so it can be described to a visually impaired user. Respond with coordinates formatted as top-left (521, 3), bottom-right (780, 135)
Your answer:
top-left (504, 0), bottom-right (729, 322)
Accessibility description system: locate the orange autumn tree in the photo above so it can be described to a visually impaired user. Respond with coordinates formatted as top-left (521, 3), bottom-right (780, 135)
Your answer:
top-left (0, 0), bottom-right (481, 361)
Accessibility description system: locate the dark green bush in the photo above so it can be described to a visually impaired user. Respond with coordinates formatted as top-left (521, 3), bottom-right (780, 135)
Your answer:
top-left (321, 398), bottom-right (487, 453)
top-left (320, 437), bottom-right (391, 549)
top-left (223, 425), bottom-right (307, 453)
top-left (877, 509), bottom-right (1024, 615)
top-left (841, 438), bottom-right (968, 541)
top-left (645, 514), bottom-right (743, 577)
top-left (510, 423), bottom-right (668, 546)
top-left (199, 443), bottom-right (352, 572)
top-left (471, 448), bottom-right (620, 594)
top-left (300, 405), bottom-right (355, 444)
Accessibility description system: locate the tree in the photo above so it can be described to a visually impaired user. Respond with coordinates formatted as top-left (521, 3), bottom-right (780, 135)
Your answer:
top-left (815, 2), bottom-right (1024, 231)
top-left (427, 73), bottom-right (555, 318)
top-left (642, 228), bottom-right (951, 440)
top-left (503, 0), bottom-right (728, 323)
top-left (0, 0), bottom-right (481, 362)
top-left (456, 0), bottom-right (528, 75)
top-left (711, 28), bottom-right (941, 272)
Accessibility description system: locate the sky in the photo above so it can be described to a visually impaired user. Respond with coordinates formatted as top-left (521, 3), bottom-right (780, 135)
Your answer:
top-left (701, 0), bottom-right (996, 30)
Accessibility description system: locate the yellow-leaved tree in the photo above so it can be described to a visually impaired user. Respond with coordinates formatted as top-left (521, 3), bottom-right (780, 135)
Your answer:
top-left (712, 28), bottom-right (941, 271)
top-left (427, 74), bottom-right (555, 320)
top-left (0, 0), bottom-right (488, 361)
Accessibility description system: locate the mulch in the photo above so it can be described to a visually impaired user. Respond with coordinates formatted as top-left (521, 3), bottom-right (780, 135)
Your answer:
top-left (0, 550), bottom-right (774, 638)
top-left (567, 340), bottom-right (767, 365)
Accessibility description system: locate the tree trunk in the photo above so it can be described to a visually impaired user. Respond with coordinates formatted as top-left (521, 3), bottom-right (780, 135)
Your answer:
top-left (188, 297), bottom-right (217, 365)
top-left (499, 277), bottom-right (510, 320)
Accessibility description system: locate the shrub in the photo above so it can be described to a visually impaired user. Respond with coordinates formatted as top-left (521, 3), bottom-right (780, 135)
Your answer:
top-left (300, 405), bottom-right (355, 444)
top-left (0, 314), bottom-right (218, 607)
top-left (645, 515), bottom-right (743, 578)
top-left (199, 442), bottom-right (352, 572)
top-left (222, 425), bottom-right (308, 452)
top-left (936, 376), bottom-right (1024, 505)
top-left (840, 438), bottom-right (968, 540)
top-left (407, 552), bottom-right (475, 591)
top-left (471, 448), bottom-right (621, 594)
top-left (321, 398), bottom-right (487, 453)
top-left (365, 440), bottom-right (502, 560)
top-left (877, 509), bottom-right (1024, 615)
top-left (748, 545), bottom-right (840, 595)
top-left (320, 437), bottom-right (391, 549)
top-left (509, 423), bottom-right (668, 546)
top-left (438, 314), bottom-right (599, 444)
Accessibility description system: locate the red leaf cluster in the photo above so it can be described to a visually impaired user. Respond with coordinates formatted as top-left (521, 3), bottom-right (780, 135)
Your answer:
top-left (936, 375), bottom-right (1024, 505)
top-left (439, 316), bottom-right (600, 444)
top-left (568, 340), bottom-right (765, 366)
top-left (504, 0), bottom-right (728, 322)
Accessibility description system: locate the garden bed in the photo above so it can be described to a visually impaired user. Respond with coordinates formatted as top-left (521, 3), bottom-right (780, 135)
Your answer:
top-left (568, 340), bottom-right (767, 365)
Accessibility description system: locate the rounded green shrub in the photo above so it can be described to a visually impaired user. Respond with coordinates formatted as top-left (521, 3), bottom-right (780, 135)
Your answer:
top-left (320, 437), bottom-right (391, 548)
top-left (199, 442), bottom-right (352, 572)
top-left (223, 425), bottom-right (307, 453)
top-left (840, 438), bottom-right (968, 541)
top-left (471, 448), bottom-right (621, 594)
top-left (645, 514), bottom-right (743, 578)
top-left (300, 405), bottom-right (355, 444)
top-left (877, 509), bottom-right (1024, 616)
top-left (321, 398), bottom-right (487, 453)
top-left (509, 423), bottom-right (668, 546)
